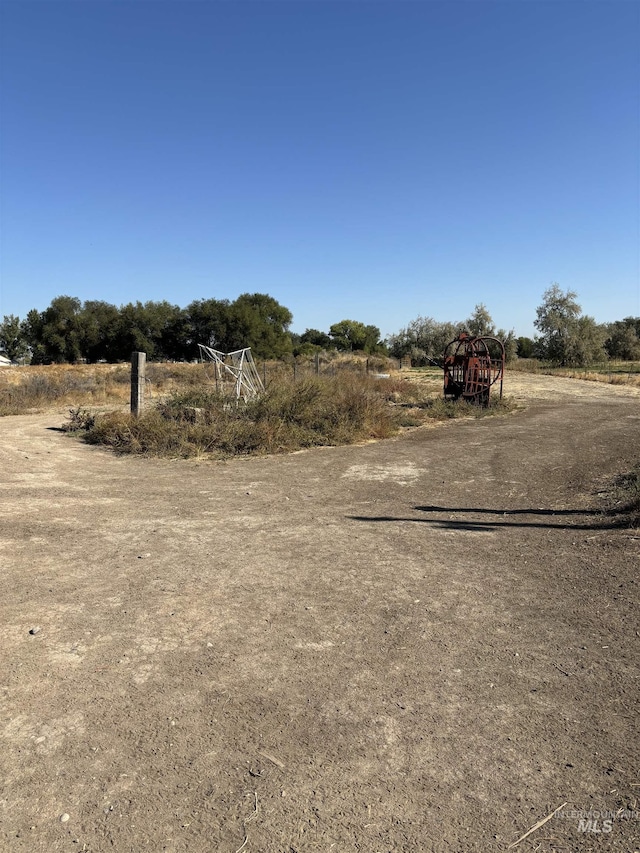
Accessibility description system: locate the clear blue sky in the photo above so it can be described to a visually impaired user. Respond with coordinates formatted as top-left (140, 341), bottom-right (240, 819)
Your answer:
top-left (1, 0), bottom-right (638, 340)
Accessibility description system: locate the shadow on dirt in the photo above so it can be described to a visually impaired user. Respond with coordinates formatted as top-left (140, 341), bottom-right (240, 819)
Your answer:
top-left (348, 504), bottom-right (632, 532)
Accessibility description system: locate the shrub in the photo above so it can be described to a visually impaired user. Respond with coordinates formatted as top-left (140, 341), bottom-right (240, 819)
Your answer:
top-left (80, 373), bottom-right (515, 458)
top-left (62, 407), bottom-right (96, 432)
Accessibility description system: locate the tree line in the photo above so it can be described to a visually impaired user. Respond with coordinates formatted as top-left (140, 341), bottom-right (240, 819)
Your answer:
top-left (387, 286), bottom-right (640, 367)
top-left (0, 294), bottom-right (386, 364)
top-left (387, 303), bottom-right (519, 364)
top-left (1, 285), bottom-right (638, 367)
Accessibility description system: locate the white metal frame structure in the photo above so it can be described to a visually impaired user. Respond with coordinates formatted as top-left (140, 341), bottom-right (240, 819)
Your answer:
top-left (197, 345), bottom-right (264, 401)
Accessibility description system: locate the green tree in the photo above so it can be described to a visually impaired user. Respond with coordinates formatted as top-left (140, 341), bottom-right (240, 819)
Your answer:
top-left (534, 285), bottom-right (607, 366)
top-left (293, 328), bottom-right (334, 356)
top-left (534, 285), bottom-right (582, 365)
top-left (111, 301), bottom-right (187, 361)
top-left (516, 336), bottom-right (536, 358)
top-left (27, 296), bottom-right (84, 363)
top-left (0, 314), bottom-right (29, 362)
top-left (328, 320), bottom-right (382, 353)
top-left (496, 329), bottom-right (518, 363)
top-left (363, 324), bottom-right (385, 354)
top-left (78, 301), bottom-right (121, 362)
top-left (386, 317), bottom-right (464, 363)
top-left (22, 309), bottom-right (46, 364)
top-left (186, 298), bottom-right (232, 357)
top-left (564, 316), bottom-right (608, 366)
top-left (112, 302), bottom-right (158, 359)
top-left (300, 328), bottom-right (333, 349)
top-left (227, 293), bottom-right (293, 359)
top-left (156, 302), bottom-right (190, 361)
top-left (465, 304), bottom-right (495, 337)
top-left (605, 319), bottom-right (640, 360)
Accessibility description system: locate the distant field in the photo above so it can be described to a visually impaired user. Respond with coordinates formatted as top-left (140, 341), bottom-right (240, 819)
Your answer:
top-left (0, 362), bottom-right (204, 415)
top-left (0, 356), bottom-right (399, 416)
top-left (404, 360), bottom-right (640, 390)
top-left (509, 359), bottom-right (640, 387)
top-left (3, 358), bottom-right (639, 418)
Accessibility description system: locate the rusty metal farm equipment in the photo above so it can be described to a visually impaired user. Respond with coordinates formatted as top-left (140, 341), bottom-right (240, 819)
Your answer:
top-left (442, 334), bottom-right (505, 407)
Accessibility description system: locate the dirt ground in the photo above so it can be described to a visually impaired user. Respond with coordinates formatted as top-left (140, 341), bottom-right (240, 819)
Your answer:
top-left (1, 372), bottom-right (638, 853)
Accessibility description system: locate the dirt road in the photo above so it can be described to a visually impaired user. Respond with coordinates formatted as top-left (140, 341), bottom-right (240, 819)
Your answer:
top-left (1, 374), bottom-right (639, 852)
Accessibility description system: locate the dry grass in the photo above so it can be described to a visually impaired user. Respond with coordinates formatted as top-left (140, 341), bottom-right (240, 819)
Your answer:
top-left (0, 364), bottom-right (126, 414)
top-left (0, 363), bottom-right (218, 415)
top-left (72, 373), bottom-right (516, 459)
top-left (0, 357), bottom-right (401, 416)
top-left (509, 359), bottom-right (640, 387)
top-left (1, 362), bottom-right (515, 457)
top-left (555, 370), bottom-right (640, 387)
top-left (82, 374), bottom-right (398, 458)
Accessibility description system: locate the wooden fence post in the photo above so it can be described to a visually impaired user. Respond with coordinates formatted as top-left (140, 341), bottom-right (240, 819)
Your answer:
top-left (131, 351), bottom-right (146, 416)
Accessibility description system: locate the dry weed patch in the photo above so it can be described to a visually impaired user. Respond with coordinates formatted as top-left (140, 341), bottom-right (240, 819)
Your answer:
top-left (75, 374), bottom-right (516, 458)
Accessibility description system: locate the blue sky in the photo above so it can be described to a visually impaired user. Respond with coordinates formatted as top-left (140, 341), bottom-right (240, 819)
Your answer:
top-left (1, 0), bottom-right (638, 340)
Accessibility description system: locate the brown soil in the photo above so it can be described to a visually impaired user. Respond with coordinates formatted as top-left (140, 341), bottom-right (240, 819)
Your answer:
top-left (1, 373), bottom-right (639, 852)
